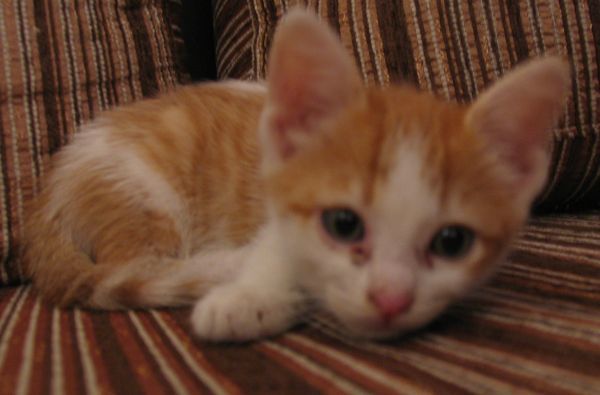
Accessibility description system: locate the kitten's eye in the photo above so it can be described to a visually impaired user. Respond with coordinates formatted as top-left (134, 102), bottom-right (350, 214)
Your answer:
top-left (321, 208), bottom-right (365, 243)
top-left (429, 226), bottom-right (474, 259)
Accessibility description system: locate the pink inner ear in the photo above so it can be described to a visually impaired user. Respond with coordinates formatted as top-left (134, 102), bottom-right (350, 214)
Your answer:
top-left (264, 10), bottom-right (362, 160)
top-left (486, 114), bottom-right (548, 178)
top-left (268, 51), bottom-right (359, 132)
top-left (467, 57), bottom-right (570, 191)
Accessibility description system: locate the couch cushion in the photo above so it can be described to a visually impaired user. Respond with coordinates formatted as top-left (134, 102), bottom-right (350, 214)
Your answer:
top-left (212, 0), bottom-right (600, 212)
top-left (1, 212), bottom-right (598, 393)
top-left (0, 0), bottom-right (188, 285)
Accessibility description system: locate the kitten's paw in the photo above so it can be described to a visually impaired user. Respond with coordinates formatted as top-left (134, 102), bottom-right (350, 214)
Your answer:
top-left (191, 284), bottom-right (298, 342)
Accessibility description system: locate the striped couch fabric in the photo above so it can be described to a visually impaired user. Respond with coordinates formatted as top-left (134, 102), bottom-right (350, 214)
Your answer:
top-left (213, 0), bottom-right (600, 212)
top-left (1, 1), bottom-right (599, 393)
top-left (1, 212), bottom-right (599, 394)
top-left (0, 0), bottom-right (187, 284)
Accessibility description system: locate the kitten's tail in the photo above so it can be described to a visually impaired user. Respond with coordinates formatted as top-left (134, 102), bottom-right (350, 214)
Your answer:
top-left (85, 256), bottom-right (228, 309)
top-left (21, 214), bottom-right (233, 309)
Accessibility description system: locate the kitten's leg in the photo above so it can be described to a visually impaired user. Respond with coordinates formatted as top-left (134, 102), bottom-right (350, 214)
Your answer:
top-left (191, 226), bottom-right (303, 341)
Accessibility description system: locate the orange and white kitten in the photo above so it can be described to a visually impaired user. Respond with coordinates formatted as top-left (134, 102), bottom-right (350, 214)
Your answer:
top-left (22, 10), bottom-right (570, 341)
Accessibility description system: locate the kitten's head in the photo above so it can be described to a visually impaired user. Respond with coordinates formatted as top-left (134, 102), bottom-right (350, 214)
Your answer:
top-left (259, 10), bottom-right (570, 338)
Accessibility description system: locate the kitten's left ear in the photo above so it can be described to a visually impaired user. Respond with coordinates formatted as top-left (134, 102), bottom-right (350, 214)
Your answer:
top-left (466, 57), bottom-right (571, 204)
top-left (260, 9), bottom-right (363, 170)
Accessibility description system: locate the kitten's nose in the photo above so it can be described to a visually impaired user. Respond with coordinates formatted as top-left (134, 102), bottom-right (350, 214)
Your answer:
top-left (368, 290), bottom-right (414, 323)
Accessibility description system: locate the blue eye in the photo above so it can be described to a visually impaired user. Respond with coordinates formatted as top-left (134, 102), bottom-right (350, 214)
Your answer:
top-left (429, 226), bottom-right (474, 259)
top-left (321, 208), bottom-right (365, 243)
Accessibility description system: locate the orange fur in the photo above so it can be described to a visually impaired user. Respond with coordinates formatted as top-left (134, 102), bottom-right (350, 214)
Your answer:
top-left (22, 84), bottom-right (266, 307)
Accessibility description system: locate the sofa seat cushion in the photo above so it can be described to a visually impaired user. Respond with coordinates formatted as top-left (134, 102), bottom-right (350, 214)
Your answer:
top-left (1, 212), bottom-right (598, 394)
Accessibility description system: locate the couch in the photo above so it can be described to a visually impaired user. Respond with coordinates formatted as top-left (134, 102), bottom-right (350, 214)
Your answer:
top-left (0, 0), bottom-right (598, 393)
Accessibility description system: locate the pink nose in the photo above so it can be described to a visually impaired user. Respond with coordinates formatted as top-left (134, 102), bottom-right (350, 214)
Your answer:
top-left (368, 290), bottom-right (414, 322)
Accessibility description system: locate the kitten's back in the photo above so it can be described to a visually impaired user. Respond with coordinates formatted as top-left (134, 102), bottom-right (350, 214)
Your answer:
top-left (22, 82), bottom-right (267, 308)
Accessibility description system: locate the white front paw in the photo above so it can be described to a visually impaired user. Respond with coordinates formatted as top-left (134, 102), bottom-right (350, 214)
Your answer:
top-left (191, 284), bottom-right (299, 342)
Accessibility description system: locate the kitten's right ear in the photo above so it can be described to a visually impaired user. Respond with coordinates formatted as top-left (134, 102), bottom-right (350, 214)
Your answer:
top-left (260, 9), bottom-right (363, 169)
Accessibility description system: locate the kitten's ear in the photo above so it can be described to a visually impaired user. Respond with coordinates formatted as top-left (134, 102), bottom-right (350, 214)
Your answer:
top-left (466, 57), bottom-right (570, 204)
top-left (261, 9), bottom-right (363, 167)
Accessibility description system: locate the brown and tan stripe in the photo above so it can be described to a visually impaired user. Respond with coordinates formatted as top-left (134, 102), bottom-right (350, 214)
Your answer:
top-left (53, 310), bottom-right (86, 395)
top-left (190, 326), bottom-right (322, 392)
top-left (127, 312), bottom-right (192, 394)
top-left (0, 287), bottom-right (35, 390)
top-left (104, 1), bottom-right (131, 104)
top-left (50, 311), bottom-right (65, 395)
top-left (311, 325), bottom-right (538, 394)
top-left (0, 2), bottom-right (27, 282)
top-left (280, 334), bottom-right (426, 394)
top-left (114, 312), bottom-right (180, 394)
top-left (136, 311), bottom-right (235, 394)
top-left (150, 311), bottom-right (242, 395)
top-left (114, 0), bottom-right (144, 100)
top-left (59, 0), bottom-right (85, 129)
top-left (347, 0), bottom-right (375, 85)
top-left (362, 0), bottom-right (388, 85)
top-left (14, 0), bottom-right (43, 191)
top-left (414, 335), bottom-right (595, 394)
top-left (0, 287), bottom-right (27, 341)
top-left (76, 309), bottom-right (117, 395)
top-left (14, 298), bottom-right (42, 395)
top-left (76, 1), bottom-right (98, 114)
top-left (84, 0), bottom-right (110, 111)
top-left (258, 340), bottom-right (368, 394)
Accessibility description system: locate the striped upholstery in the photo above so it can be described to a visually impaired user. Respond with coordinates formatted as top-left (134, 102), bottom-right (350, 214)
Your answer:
top-left (1, 212), bottom-right (598, 393)
top-left (0, 0), bottom-right (187, 285)
top-left (2, 3), bottom-right (598, 393)
top-left (213, 0), bottom-right (600, 212)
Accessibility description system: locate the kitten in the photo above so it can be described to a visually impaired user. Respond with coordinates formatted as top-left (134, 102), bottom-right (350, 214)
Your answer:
top-left (22, 10), bottom-right (570, 341)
